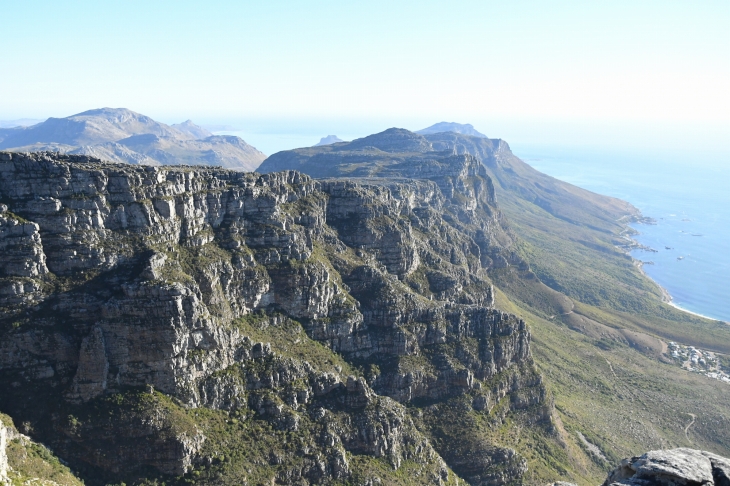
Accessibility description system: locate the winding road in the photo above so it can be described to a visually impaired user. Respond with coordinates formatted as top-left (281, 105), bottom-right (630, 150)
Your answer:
top-left (684, 413), bottom-right (696, 443)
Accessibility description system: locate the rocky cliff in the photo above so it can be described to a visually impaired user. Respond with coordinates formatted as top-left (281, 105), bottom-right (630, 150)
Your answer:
top-left (0, 151), bottom-right (548, 485)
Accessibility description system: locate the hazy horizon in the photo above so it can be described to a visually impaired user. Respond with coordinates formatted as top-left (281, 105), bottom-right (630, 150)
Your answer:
top-left (2, 1), bottom-right (727, 157)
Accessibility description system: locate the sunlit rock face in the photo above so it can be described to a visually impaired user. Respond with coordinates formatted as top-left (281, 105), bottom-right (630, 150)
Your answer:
top-left (0, 151), bottom-right (546, 484)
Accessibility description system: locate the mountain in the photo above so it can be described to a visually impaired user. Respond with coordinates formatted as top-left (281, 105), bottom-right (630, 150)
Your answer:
top-left (417, 121), bottom-right (488, 138)
top-left (0, 108), bottom-right (266, 171)
top-left (2, 129), bottom-right (730, 485)
top-left (261, 127), bottom-right (652, 311)
top-left (172, 119), bottom-right (214, 139)
top-left (261, 127), bottom-right (729, 323)
top-left (0, 151), bottom-right (544, 485)
top-left (259, 128), bottom-right (730, 480)
top-left (261, 128), bottom-right (436, 178)
top-left (314, 135), bottom-right (344, 146)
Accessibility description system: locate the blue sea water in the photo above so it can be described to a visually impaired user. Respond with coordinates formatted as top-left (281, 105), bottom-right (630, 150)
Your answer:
top-left (511, 145), bottom-right (730, 323)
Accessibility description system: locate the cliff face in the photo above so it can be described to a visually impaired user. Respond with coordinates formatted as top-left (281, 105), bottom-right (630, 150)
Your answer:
top-left (420, 130), bottom-right (638, 231)
top-left (0, 151), bottom-right (547, 485)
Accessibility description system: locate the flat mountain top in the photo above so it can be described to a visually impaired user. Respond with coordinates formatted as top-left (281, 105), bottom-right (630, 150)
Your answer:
top-left (261, 126), bottom-right (634, 229)
top-left (314, 135), bottom-right (344, 146)
top-left (417, 121), bottom-right (488, 138)
top-left (0, 108), bottom-right (265, 171)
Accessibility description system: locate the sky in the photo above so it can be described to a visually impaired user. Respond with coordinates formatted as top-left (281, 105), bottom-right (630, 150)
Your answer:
top-left (1, 0), bottom-right (728, 154)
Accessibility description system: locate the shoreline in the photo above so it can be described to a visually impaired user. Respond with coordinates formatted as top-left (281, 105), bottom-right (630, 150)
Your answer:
top-left (626, 219), bottom-right (727, 324)
top-left (666, 301), bottom-right (721, 322)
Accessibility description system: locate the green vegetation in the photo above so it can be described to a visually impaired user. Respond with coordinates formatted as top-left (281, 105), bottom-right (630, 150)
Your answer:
top-left (1, 413), bottom-right (84, 486)
top-left (492, 276), bottom-right (730, 485)
top-left (497, 177), bottom-right (730, 349)
top-left (475, 143), bottom-right (730, 483)
top-left (232, 312), bottom-right (360, 378)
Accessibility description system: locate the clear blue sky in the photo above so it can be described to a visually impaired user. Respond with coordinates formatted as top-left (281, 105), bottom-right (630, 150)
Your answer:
top-left (2, 0), bottom-right (728, 152)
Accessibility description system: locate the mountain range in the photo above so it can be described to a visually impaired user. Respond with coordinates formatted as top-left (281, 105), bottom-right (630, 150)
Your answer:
top-left (0, 108), bottom-right (266, 171)
top-left (314, 135), bottom-right (344, 146)
top-left (416, 121), bottom-right (488, 138)
top-left (1, 116), bottom-right (729, 486)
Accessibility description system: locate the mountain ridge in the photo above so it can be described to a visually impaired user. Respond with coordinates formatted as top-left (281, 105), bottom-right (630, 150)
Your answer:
top-left (0, 108), bottom-right (265, 171)
top-left (2, 122), bottom-right (730, 485)
top-left (417, 121), bottom-right (488, 138)
top-left (0, 150), bottom-right (548, 485)
top-left (258, 124), bottom-right (730, 481)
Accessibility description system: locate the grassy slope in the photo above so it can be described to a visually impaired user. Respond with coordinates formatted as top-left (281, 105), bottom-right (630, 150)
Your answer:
top-left (474, 144), bottom-right (730, 484)
top-left (492, 284), bottom-right (730, 486)
top-left (501, 194), bottom-right (730, 354)
top-left (1, 413), bottom-right (84, 486)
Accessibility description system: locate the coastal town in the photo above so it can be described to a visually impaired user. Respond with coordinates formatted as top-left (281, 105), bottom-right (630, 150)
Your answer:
top-left (668, 341), bottom-right (730, 384)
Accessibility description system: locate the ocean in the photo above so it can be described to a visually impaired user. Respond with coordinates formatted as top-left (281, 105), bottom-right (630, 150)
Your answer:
top-left (511, 144), bottom-right (730, 323)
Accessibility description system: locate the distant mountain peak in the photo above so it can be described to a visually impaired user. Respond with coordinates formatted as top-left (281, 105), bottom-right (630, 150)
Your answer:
top-left (347, 128), bottom-right (432, 153)
top-left (171, 119), bottom-right (212, 140)
top-left (417, 122), bottom-right (487, 138)
top-left (72, 107), bottom-right (151, 122)
top-left (314, 135), bottom-right (344, 146)
top-left (0, 108), bottom-right (264, 171)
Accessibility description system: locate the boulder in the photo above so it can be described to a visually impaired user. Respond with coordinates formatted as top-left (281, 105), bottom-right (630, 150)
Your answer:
top-left (604, 448), bottom-right (730, 486)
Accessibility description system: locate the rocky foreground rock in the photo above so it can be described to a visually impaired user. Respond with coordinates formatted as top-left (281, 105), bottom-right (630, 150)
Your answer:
top-left (603, 448), bottom-right (730, 486)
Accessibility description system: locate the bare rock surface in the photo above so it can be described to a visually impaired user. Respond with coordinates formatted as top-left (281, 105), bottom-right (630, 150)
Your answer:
top-left (604, 448), bottom-right (730, 486)
top-left (0, 151), bottom-right (547, 485)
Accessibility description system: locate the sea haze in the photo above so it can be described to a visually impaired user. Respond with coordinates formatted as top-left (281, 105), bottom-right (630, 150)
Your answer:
top-left (512, 144), bottom-right (730, 323)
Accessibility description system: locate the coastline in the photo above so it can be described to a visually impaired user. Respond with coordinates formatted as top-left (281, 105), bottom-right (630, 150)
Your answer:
top-left (625, 218), bottom-right (727, 324)
top-left (666, 301), bottom-right (721, 322)
top-left (519, 144), bottom-right (730, 328)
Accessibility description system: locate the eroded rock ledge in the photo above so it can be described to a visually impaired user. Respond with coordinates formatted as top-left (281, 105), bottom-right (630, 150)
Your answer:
top-left (0, 152), bottom-right (548, 485)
